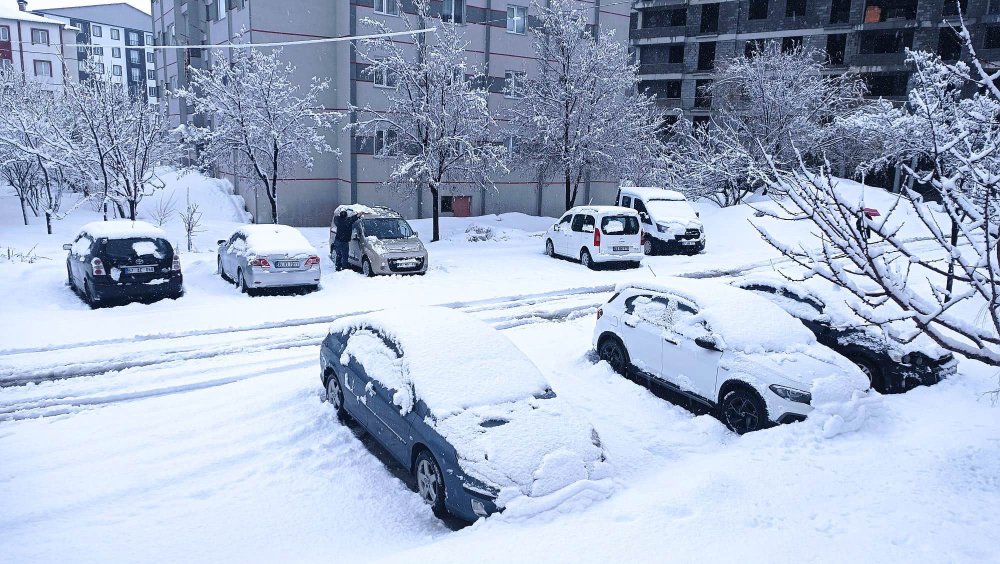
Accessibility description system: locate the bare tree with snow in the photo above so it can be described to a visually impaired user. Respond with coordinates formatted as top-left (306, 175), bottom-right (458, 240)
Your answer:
top-left (752, 32), bottom-right (1000, 367)
top-left (508, 0), bottom-right (664, 211)
top-left (0, 153), bottom-right (42, 226)
top-left (352, 1), bottom-right (507, 242)
top-left (179, 48), bottom-right (339, 224)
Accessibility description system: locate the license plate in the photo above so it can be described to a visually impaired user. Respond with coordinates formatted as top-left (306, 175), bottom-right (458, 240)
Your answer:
top-left (275, 260), bottom-right (299, 268)
top-left (682, 240), bottom-right (696, 245)
top-left (124, 266), bottom-right (155, 274)
top-left (613, 246), bottom-right (630, 252)
top-left (396, 260), bottom-right (418, 267)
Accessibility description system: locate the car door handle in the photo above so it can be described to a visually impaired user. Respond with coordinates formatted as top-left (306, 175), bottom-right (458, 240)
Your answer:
top-left (624, 317), bottom-right (637, 328)
top-left (663, 335), bottom-right (678, 345)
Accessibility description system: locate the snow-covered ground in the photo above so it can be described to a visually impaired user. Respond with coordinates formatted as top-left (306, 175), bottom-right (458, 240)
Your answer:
top-left (1, 172), bottom-right (998, 563)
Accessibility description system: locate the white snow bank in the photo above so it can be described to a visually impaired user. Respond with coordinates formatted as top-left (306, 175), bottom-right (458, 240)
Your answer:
top-left (139, 167), bottom-right (250, 225)
top-left (808, 374), bottom-right (881, 439)
top-left (329, 306), bottom-right (549, 417)
top-left (236, 224), bottom-right (316, 257)
top-left (80, 220), bottom-right (167, 240)
top-left (618, 277), bottom-right (817, 354)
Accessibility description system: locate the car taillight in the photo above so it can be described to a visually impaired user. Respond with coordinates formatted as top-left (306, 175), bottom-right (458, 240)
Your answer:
top-left (91, 257), bottom-right (105, 276)
top-left (304, 256), bottom-right (320, 266)
top-left (250, 257), bottom-right (271, 268)
top-left (596, 307), bottom-right (603, 320)
top-left (171, 255), bottom-right (181, 271)
top-left (594, 228), bottom-right (601, 247)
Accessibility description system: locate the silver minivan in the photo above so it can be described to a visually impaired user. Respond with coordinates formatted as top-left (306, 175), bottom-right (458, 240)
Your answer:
top-left (339, 207), bottom-right (428, 276)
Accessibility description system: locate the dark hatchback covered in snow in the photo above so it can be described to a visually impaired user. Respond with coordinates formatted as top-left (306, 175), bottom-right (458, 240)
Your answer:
top-left (319, 306), bottom-right (608, 523)
top-left (732, 276), bottom-right (957, 393)
top-left (64, 220), bottom-right (183, 307)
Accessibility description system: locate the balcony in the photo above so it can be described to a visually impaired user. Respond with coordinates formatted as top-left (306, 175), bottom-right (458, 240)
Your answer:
top-left (638, 63), bottom-right (685, 75)
top-left (631, 26), bottom-right (688, 41)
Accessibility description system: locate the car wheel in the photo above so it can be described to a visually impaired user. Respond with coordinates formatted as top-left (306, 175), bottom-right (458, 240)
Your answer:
top-left (218, 256), bottom-right (230, 282)
top-left (545, 239), bottom-right (555, 257)
top-left (84, 279), bottom-right (98, 309)
top-left (362, 257), bottom-right (375, 277)
top-left (629, 261), bottom-right (642, 269)
top-left (721, 387), bottom-right (768, 435)
top-left (414, 449), bottom-right (448, 518)
top-left (67, 263), bottom-right (77, 293)
top-left (581, 249), bottom-right (596, 270)
top-left (643, 239), bottom-right (655, 256)
top-left (856, 359), bottom-right (885, 394)
top-left (598, 337), bottom-right (630, 376)
top-left (238, 269), bottom-right (254, 296)
top-left (325, 372), bottom-right (347, 421)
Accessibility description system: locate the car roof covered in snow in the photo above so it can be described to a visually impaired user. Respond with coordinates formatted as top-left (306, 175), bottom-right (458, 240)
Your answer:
top-left (616, 277), bottom-right (817, 353)
top-left (564, 205), bottom-right (639, 216)
top-left (329, 306), bottom-right (550, 416)
top-left (80, 220), bottom-right (167, 240)
top-left (619, 186), bottom-right (687, 202)
top-left (234, 224), bottom-right (315, 256)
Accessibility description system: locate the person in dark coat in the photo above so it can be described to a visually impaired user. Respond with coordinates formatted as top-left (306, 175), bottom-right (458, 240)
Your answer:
top-left (333, 210), bottom-right (361, 271)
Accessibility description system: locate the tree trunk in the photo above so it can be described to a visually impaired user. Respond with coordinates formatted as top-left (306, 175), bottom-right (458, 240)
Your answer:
top-left (267, 188), bottom-right (278, 225)
top-left (19, 196), bottom-right (29, 226)
top-left (128, 199), bottom-right (138, 221)
top-left (565, 170), bottom-right (573, 210)
top-left (270, 141), bottom-right (280, 224)
top-left (45, 210), bottom-right (52, 235)
top-left (430, 184), bottom-right (440, 242)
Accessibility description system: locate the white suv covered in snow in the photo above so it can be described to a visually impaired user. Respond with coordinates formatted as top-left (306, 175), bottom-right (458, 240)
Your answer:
top-left (544, 206), bottom-right (644, 269)
top-left (592, 278), bottom-right (868, 434)
top-left (616, 187), bottom-right (705, 255)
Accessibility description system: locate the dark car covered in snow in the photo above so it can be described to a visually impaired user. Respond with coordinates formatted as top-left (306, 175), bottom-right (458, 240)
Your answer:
top-left (64, 220), bottom-right (183, 307)
top-left (319, 306), bottom-right (608, 523)
top-left (732, 276), bottom-right (958, 393)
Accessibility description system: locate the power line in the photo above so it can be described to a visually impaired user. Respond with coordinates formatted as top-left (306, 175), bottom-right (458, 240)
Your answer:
top-left (62, 27), bottom-right (436, 50)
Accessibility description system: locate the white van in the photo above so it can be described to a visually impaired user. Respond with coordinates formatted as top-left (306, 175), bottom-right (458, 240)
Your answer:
top-left (616, 186), bottom-right (705, 255)
top-left (544, 206), bottom-right (644, 269)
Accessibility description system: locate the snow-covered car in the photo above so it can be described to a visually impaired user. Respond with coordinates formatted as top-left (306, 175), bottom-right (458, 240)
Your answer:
top-left (544, 206), bottom-right (644, 269)
top-left (615, 186), bottom-right (705, 255)
top-left (217, 224), bottom-right (320, 295)
top-left (320, 306), bottom-right (607, 522)
top-left (63, 220), bottom-right (183, 307)
top-left (338, 206), bottom-right (428, 276)
top-left (731, 275), bottom-right (958, 393)
top-left (593, 278), bottom-right (869, 434)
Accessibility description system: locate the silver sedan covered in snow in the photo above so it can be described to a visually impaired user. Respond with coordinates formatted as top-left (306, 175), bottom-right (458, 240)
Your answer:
top-left (218, 224), bottom-right (321, 294)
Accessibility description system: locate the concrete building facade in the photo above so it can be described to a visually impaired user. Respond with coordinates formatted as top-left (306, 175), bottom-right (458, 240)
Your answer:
top-left (631, 0), bottom-right (1000, 121)
top-left (150, 0), bottom-right (631, 226)
top-left (33, 2), bottom-right (158, 102)
top-left (0, 0), bottom-right (78, 89)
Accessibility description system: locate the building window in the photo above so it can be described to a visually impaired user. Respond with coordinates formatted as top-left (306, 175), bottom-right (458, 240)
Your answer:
top-left (781, 36), bottom-right (802, 53)
top-left (128, 31), bottom-right (139, 45)
top-left (147, 69), bottom-right (156, 80)
top-left (786, 0), bottom-right (806, 17)
top-left (145, 33), bottom-right (153, 44)
top-left (749, 0), bottom-right (768, 20)
top-left (942, 0), bottom-right (967, 16)
top-left (148, 86), bottom-right (158, 98)
top-left (147, 52), bottom-right (155, 63)
top-left (986, 26), bottom-right (1000, 49)
top-left (442, 0), bottom-right (465, 23)
top-left (92, 24), bottom-right (103, 37)
top-left (111, 28), bottom-right (120, 40)
top-left (827, 33), bottom-right (847, 64)
top-left (372, 62), bottom-right (397, 88)
top-left (863, 72), bottom-right (909, 97)
top-left (92, 46), bottom-right (104, 56)
top-left (644, 7), bottom-right (686, 28)
top-left (864, 0), bottom-right (917, 23)
top-left (991, 0), bottom-right (1000, 14)
top-left (639, 79), bottom-right (681, 99)
top-left (374, 0), bottom-right (398, 15)
top-left (129, 50), bottom-right (140, 64)
top-left (700, 3), bottom-right (719, 33)
top-left (504, 70), bottom-right (526, 98)
top-left (695, 79), bottom-right (712, 107)
top-left (113, 64), bottom-right (122, 76)
top-left (374, 129), bottom-right (398, 156)
top-left (744, 39), bottom-right (766, 57)
top-left (697, 42), bottom-right (716, 70)
top-left (33, 60), bottom-right (53, 77)
top-left (31, 29), bottom-right (50, 45)
top-left (938, 28), bottom-right (962, 59)
top-left (0, 25), bottom-right (9, 42)
top-left (507, 5), bottom-right (527, 34)
top-left (830, 0), bottom-right (851, 22)
top-left (167, 24), bottom-right (175, 45)
top-left (95, 62), bottom-right (105, 73)
top-left (858, 29), bottom-right (913, 54)
top-left (112, 47), bottom-right (121, 58)
top-left (130, 67), bottom-right (141, 82)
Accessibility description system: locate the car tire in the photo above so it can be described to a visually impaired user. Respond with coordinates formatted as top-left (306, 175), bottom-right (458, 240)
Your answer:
top-left (67, 263), bottom-right (77, 294)
top-left (325, 371), bottom-right (347, 421)
top-left (362, 257), bottom-right (375, 277)
top-left (238, 268), bottom-right (254, 296)
top-left (414, 449), bottom-right (448, 518)
top-left (598, 336), bottom-right (630, 376)
top-left (856, 359), bottom-right (885, 394)
top-left (84, 279), bottom-right (98, 309)
top-left (720, 386), bottom-right (769, 435)
top-left (545, 239), bottom-right (555, 257)
top-left (629, 261), bottom-right (642, 269)
top-left (218, 256), bottom-right (231, 282)
top-left (581, 249), bottom-right (596, 270)
top-left (643, 238), bottom-right (655, 256)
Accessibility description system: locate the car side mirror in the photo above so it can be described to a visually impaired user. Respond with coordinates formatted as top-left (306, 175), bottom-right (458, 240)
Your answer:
top-left (640, 213), bottom-right (651, 224)
top-left (695, 335), bottom-right (722, 352)
top-left (217, 239), bottom-right (225, 245)
top-left (696, 211), bottom-right (701, 218)
top-left (63, 243), bottom-right (72, 251)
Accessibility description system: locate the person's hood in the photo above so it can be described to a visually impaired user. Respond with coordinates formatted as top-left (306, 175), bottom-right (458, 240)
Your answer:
top-left (432, 396), bottom-right (606, 507)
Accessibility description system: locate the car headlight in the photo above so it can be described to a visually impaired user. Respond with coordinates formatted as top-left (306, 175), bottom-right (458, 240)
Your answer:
top-left (657, 223), bottom-right (668, 233)
top-left (769, 384), bottom-right (812, 405)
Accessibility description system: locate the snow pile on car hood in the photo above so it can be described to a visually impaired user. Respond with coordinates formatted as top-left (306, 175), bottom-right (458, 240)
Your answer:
top-left (237, 224), bottom-right (315, 257)
top-left (617, 278), bottom-right (817, 354)
top-left (80, 220), bottom-right (167, 240)
top-left (328, 306), bottom-right (550, 417)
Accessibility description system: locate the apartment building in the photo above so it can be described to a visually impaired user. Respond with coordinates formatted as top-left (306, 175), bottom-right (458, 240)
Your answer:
top-left (0, 0), bottom-right (78, 89)
top-left (33, 2), bottom-right (158, 103)
top-left (150, 0), bottom-right (631, 226)
top-left (632, 0), bottom-right (1000, 121)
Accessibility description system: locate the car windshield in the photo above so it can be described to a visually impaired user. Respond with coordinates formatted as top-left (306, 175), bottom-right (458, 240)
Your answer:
top-left (102, 237), bottom-right (170, 259)
top-left (363, 218), bottom-right (414, 240)
top-left (647, 199), bottom-right (697, 221)
top-left (602, 215), bottom-right (640, 235)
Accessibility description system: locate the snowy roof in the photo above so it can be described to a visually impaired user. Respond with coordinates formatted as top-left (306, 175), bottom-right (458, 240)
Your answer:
top-left (80, 220), bottom-right (167, 240)
top-left (617, 277), bottom-right (817, 353)
top-left (329, 306), bottom-right (550, 417)
top-left (0, 3), bottom-right (65, 25)
top-left (566, 205), bottom-right (639, 216)
top-left (235, 224), bottom-right (315, 256)
top-left (620, 186), bottom-right (687, 201)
